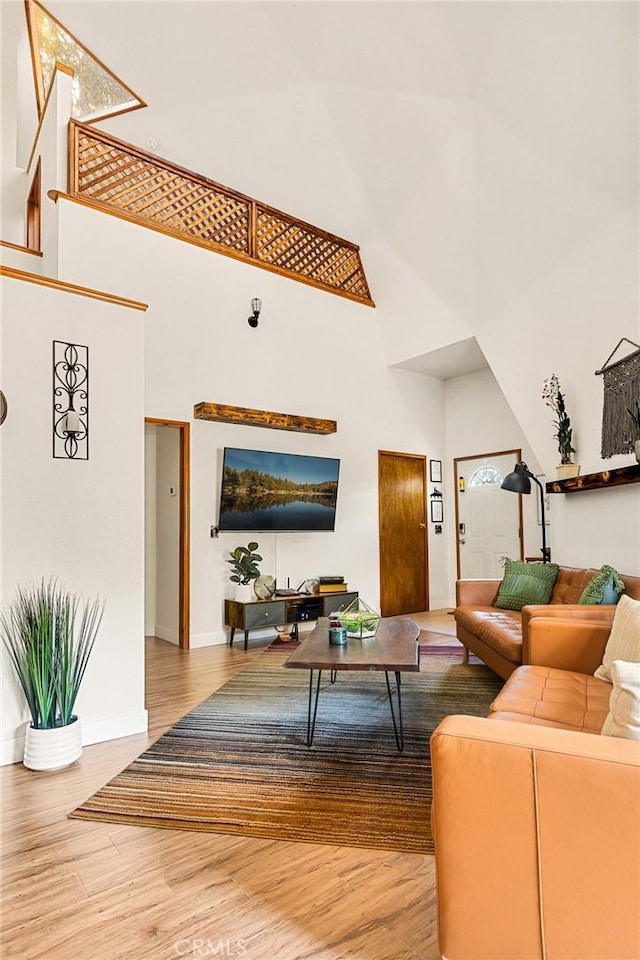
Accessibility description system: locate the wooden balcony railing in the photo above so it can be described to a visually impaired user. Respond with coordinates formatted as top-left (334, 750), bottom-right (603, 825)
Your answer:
top-left (68, 121), bottom-right (373, 307)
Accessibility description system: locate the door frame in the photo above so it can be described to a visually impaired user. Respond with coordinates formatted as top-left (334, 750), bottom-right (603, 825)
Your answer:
top-left (378, 449), bottom-right (429, 616)
top-left (454, 448), bottom-right (523, 580)
top-left (145, 417), bottom-right (190, 649)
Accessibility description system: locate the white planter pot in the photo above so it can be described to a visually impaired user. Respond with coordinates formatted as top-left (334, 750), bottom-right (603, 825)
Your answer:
top-left (556, 463), bottom-right (581, 480)
top-left (23, 716), bottom-right (82, 771)
top-left (234, 583), bottom-right (256, 603)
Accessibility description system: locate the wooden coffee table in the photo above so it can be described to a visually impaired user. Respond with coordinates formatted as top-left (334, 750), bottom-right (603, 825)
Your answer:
top-left (284, 616), bottom-right (420, 751)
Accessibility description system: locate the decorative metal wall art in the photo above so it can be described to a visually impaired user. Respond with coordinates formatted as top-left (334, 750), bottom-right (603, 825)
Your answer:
top-left (595, 338), bottom-right (640, 458)
top-left (53, 340), bottom-right (88, 459)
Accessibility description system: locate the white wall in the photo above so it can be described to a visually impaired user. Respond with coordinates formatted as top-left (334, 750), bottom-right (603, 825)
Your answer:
top-left (469, 3), bottom-right (640, 573)
top-left (0, 274), bottom-right (147, 764)
top-left (0, 1), bottom-right (27, 241)
top-left (55, 199), bottom-right (447, 638)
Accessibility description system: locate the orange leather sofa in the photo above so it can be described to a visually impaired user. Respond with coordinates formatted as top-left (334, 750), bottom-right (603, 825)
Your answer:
top-left (431, 615), bottom-right (640, 960)
top-left (454, 566), bottom-right (640, 679)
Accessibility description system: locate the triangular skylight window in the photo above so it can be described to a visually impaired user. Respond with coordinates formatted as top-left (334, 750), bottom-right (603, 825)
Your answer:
top-left (25, 0), bottom-right (146, 121)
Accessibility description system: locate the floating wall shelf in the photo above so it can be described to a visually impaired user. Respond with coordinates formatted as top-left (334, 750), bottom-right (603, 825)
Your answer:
top-left (546, 463), bottom-right (640, 494)
top-left (194, 402), bottom-right (337, 435)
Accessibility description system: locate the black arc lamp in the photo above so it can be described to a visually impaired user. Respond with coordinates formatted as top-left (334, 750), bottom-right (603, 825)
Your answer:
top-left (501, 461), bottom-right (549, 563)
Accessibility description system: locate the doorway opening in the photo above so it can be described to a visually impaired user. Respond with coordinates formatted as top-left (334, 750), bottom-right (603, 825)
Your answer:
top-left (454, 449), bottom-right (523, 580)
top-left (144, 418), bottom-right (190, 649)
top-left (378, 450), bottom-right (428, 617)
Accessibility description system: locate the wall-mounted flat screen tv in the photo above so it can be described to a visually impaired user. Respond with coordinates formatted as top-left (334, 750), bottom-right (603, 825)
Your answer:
top-left (218, 447), bottom-right (340, 532)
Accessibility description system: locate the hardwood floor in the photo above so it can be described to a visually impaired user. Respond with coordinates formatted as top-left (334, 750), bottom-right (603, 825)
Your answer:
top-left (1, 611), bottom-right (458, 960)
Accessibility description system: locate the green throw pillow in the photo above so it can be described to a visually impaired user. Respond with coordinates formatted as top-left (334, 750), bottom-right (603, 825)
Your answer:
top-left (495, 560), bottom-right (560, 612)
top-left (578, 565), bottom-right (625, 606)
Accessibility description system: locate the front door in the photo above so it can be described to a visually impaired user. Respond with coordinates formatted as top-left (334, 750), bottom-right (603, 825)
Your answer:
top-left (455, 451), bottom-right (523, 579)
top-left (378, 450), bottom-right (428, 617)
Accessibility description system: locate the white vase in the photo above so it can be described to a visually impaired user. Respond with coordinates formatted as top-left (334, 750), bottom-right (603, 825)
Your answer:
top-left (556, 463), bottom-right (581, 480)
top-left (635, 440), bottom-right (640, 464)
top-left (234, 583), bottom-right (255, 603)
top-left (23, 717), bottom-right (82, 771)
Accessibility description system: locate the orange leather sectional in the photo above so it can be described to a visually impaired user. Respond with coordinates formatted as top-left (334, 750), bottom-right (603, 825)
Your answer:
top-left (431, 578), bottom-right (640, 960)
top-left (454, 565), bottom-right (640, 679)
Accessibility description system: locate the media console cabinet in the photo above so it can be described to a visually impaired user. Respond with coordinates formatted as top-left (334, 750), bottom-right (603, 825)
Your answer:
top-left (224, 591), bottom-right (358, 650)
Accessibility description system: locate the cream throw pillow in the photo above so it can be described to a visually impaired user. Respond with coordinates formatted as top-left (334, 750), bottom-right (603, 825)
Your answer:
top-left (594, 594), bottom-right (640, 681)
top-left (601, 660), bottom-right (640, 740)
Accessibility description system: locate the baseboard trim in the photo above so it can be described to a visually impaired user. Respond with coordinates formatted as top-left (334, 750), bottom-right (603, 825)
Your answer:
top-left (82, 709), bottom-right (148, 746)
top-left (1, 733), bottom-right (25, 766)
top-left (155, 624), bottom-right (179, 645)
top-left (0, 709), bottom-right (149, 766)
top-left (190, 630), bottom-right (227, 648)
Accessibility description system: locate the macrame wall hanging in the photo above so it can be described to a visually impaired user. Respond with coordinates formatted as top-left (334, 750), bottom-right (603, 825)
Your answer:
top-left (595, 338), bottom-right (640, 458)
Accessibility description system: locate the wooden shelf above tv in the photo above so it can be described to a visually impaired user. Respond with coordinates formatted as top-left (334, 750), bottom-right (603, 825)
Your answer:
top-left (194, 402), bottom-right (337, 435)
top-left (546, 463), bottom-right (640, 494)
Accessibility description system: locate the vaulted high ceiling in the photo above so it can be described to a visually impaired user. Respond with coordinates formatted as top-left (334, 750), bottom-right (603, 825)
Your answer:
top-left (8, 1), bottom-right (639, 375)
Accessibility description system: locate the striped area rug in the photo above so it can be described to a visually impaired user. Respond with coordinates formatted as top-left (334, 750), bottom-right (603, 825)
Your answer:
top-left (70, 643), bottom-right (503, 854)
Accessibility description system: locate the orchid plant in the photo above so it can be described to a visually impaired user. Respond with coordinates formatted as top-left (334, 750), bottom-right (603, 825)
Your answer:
top-left (542, 374), bottom-right (575, 465)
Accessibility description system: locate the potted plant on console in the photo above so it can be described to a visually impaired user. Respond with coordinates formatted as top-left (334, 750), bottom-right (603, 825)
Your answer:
top-left (227, 541), bottom-right (262, 601)
top-left (0, 578), bottom-right (104, 770)
top-left (542, 373), bottom-right (580, 479)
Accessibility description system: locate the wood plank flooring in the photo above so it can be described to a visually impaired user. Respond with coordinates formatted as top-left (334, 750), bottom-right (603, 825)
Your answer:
top-left (1, 610), bottom-right (459, 960)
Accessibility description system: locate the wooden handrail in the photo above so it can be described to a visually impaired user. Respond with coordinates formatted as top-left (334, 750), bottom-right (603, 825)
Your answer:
top-left (67, 121), bottom-right (374, 307)
top-left (0, 264), bottom-right (148, 311)
top-left (0, 239), bottom-right (42, 257)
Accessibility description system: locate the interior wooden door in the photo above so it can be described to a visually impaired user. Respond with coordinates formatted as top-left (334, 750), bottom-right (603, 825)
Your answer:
top-left (378, 450), bottom-right (428, 617)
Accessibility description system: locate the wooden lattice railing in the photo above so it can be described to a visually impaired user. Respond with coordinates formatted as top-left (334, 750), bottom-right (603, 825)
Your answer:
top-left (68, 121), bottom-right (373, 306)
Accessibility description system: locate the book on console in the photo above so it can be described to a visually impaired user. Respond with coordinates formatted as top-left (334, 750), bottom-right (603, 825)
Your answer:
top-left (318, 583), bottom-right (348, 594)
top-left (318, 576), bottom-right (345, 584)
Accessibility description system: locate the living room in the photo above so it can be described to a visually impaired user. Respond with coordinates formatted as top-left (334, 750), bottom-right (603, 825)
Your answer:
top-left (1, 2), bottom-right (638, 958)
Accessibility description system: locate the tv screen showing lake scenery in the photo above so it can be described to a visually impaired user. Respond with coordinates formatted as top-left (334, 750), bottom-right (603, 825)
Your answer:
top-left (218, 447), bottom-right (340, 531)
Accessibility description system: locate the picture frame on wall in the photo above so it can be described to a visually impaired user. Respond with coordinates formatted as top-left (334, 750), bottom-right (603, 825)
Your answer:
top-left (430, 459), bottom-right (442, 483)
top-left (430, 499), bottom-right (444, 523)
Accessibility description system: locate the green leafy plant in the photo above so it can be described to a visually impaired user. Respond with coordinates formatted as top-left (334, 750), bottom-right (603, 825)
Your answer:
top-left (625, 397), bottom-right (640, 440)
top-left (0, 579), bottom-right (104, 729)
top-left (542, 374), bottom-right (576, 464)
top-left (340, 611), bottom-right (380, 637)
top-left (226, 541), bottom-right (262, 585)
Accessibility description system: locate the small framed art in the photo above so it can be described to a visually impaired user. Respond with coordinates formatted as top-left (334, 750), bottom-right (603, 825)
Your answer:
top-left (430, 499), bottom-right (443, 523)
top-left (430, 459), bottom-right (442, 483)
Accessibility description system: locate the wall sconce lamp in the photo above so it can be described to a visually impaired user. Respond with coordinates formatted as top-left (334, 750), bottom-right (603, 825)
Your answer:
top-left (53, 340), bottom-right (89, 460)
top-left (65, 406), bottom-right (81, 435)
top-left (248, 298), bottom-right (262, 328)
top-left (501, 461), bottom-right (548, 562)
